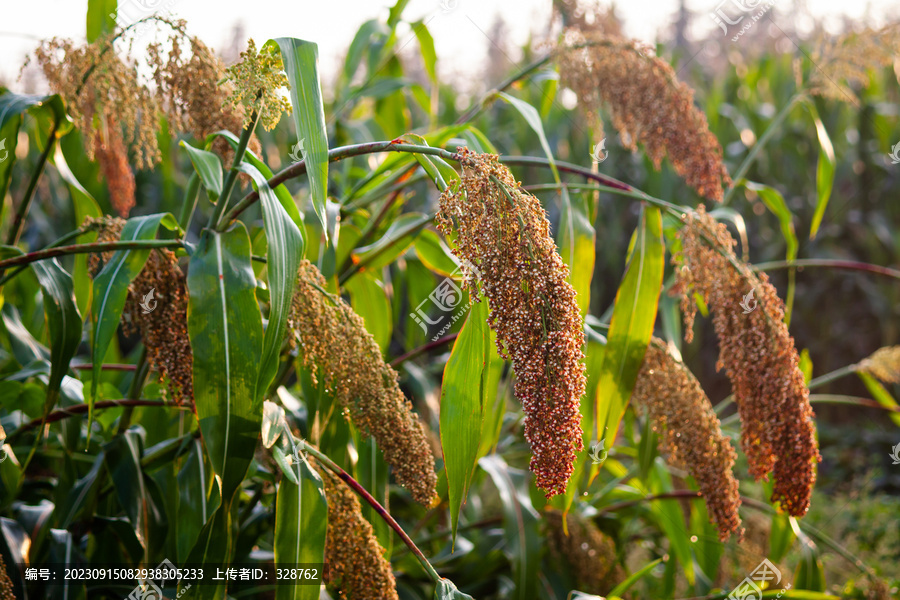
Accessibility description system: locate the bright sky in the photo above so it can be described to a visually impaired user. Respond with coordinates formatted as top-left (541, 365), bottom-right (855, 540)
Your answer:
top-left (1, 0), bottom-right (898, 90)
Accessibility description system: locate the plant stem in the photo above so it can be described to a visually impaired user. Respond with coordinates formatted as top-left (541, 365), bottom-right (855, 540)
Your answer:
top-left (389, 333), bottom-right (459, 368)
top-left (808, 364), bottom-right (860, 390)
top-left (9, 398), bottom-right (174, 441)
top-left (221, 142), bottom-right (463, 225)
top-left (179, 172), bottom-right (202, 232)
top-left (5, 116), bottom-right (60, 248)
top-left (117, 349), bottom-right (149, 435)
top-left (0, 226), bottom-right (87, 286)
top-left (722, 92), bottom-right (805, 204)
top-left (71, 363), bottom-right (137, 371)
top-left (209, 109), bottom-right (260, 231)
top-left (298, 439), bottom-right (443, 585)
top-left (499, 155), bottom-right (686, 216)
top-left (753, 258), bottom-right (900, 282)
top-left (454, 54), bottom-right (553, 125)
top-left (0, 239), bottom-right (183, 271)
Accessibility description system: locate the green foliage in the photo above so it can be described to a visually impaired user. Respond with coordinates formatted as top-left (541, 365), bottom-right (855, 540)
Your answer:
top-left (1, 5), bottom-right (899, 600)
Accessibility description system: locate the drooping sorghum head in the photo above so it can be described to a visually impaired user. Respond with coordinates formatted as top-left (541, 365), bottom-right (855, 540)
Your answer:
top-left (288, 260), bottom-right (437, 506)
top-left (556, 30), bottom-right (731, 202)
top-left (316, 465), bottom-right (398, 600)
top-left (435, 149), bottom-right (586, 498)
top-left (673, 207), bottom-right (820, 517)
top-left (632, 338), bottom-right (743, 541)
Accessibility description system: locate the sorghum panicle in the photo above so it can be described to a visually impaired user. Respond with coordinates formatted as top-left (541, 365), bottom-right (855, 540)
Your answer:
top-left (674, 207), bottom-right (820, 517)
top-left (315, 465), bottom-right (398, 600)
top-left (435, 149), bottom-right (586, 498)
top-left (556, 31), bottom-right (731, 202)
top-left (632, 338), bottom-right (742, 541)
top-left (808, 24), bottom-right (900, 102)
top-left (86, 216), bottom-right (193, 404)
top-left (288, 261), bottom-right (437, 505)
top-left (92, 117), bottom-right (135, 218)
top-left (544, 509), bottom-right (623, 595)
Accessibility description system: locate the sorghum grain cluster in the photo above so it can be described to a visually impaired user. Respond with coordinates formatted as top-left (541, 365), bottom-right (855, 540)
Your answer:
top-left (556, 31), bottom-right (731, 201)
top-left (86, 216), bottom-right (193, 404)
top-left (674, 207), bottom-right (820, 516)
top-left (288, 260), bottom-right (437, 505)
top-left (632, 338), bottom-right (742, 540)
top-left (316, 465), bottom-right (398, 600)
top-left (435, 149), bottom-right (586, 497)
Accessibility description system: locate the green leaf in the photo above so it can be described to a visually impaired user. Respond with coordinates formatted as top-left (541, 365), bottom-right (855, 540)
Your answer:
top-left (274, 450), bottom-right (328, 600)
top-left (181, 141), bottom-right (224, 199)
top-left (90, 213), bottom-right (180, 431)
top-left (353, 434), bottom-right (392, 554)
top-left (498, 92), bottom-right (560, 183)
top-left (857, 371), bottom-right (900, 428)
top-left (271, 38), bottom-right (329, 240)
top-left (415, 229), bottom-right (460, 277)
top-left (769, 510), bottom-right (796, 564)
top-left (0, 110), bottom-right (20, 208)
top-left (792, 518), bottom-right (826, 591)
top-left (745, 182), bottom-right (797, 261)
top-left (30, 258), bottom-right (82, 414)
top-left (479, 455), bottom-right (540, 600)
top-left (0, 90), bottom-right (72, 134)
top-left (434, 579), bottom-right (475, 600)
top-left (187, 223), bottom-right (264, 504)
top-left (593, 206), bottom-right (664, 457)
top-left (176, 438), bottom-right (220, 563)
top-left (557, 188), bottom-right (595, 315)
top-left (807, 104), bottom-right (834, 240)
top-left (50, 144), bottom-right (102, 317)
top-left (412, 21), bottom-right (437, 84)
top-left (609, 557), bottom-right (664, 597)
top-left (211, 130), bottom-right (304, 228)
top-left (104, 431), bottom-right (167, 556)
top-left (344, 272), bottom-right (392, 353)
top-left (86, 0), bottom-right (117, 41)
top-left (441, 299), bottom-right (488, 541)
top-left (235, 162), bottom-right (303, 400)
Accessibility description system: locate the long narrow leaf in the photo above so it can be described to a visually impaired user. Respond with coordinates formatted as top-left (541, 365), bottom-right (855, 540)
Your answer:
top-left (593, 206), bottom-right (664, 470)
top-left (236, 162), bottom-right (303, 399)
top-left (274, 452), bottom-right (328, 600)
top-left (272, 38), bottom-right (329, 240)
top-left (90, 213), bottom-right (180, 431)
top-left (441, 299), bottom-right (488, 541)
top-left (186, 223), bottom-right (264, 504)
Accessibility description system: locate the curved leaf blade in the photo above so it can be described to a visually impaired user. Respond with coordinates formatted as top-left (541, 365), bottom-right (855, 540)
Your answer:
top-left (236, 162), bottom-right (303, 399)
top-left (593, 206), bottom-right (664, 465)
top-left (441, 299), bottom-right (488, 541)
top-left (272, 38), bottom-right (329, 240)
top-left (274, 451), bottom-right (328, 600)
top-left (187, 223), bottom-right (263, 504)
top-left (90, 213), bottom-right (180, 429)
top-left (30, 258), bottom-right (82, 413)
